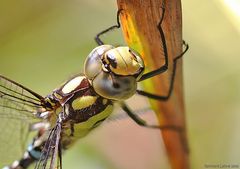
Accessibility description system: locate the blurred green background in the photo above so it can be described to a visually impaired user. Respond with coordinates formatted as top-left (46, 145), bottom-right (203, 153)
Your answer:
top-left (0, 0), bottom-right (240, 169)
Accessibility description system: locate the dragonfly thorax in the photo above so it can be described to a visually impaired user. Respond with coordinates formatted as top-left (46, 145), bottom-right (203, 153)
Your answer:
top-left (46, 75), bottom-right (113, 140)
top-left (84, 45), bottom-right (145, 100)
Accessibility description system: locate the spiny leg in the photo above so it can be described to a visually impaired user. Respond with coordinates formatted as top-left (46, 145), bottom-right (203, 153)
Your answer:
top-left (120, 102), bottom-right (183, 132)
top-left (95, 9), bottom-right (123, 45)
top-left (138, 4), bottom-right (169, 82)
top-left (137, 41), bottom-right (189, 101)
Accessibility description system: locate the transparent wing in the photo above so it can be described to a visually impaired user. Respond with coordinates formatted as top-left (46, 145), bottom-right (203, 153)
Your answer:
top-left (35, 123), bottom-right (62, 169)
top-left (0, 75), bottom-right (47, 166)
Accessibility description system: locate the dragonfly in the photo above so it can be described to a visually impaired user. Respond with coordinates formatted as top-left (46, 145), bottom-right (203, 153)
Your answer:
top-left (1, 4), bottom-right (189, 169)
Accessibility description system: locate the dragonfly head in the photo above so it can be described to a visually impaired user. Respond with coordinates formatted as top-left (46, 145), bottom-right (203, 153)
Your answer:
top-left (101, 46), bottom-right (144, 79)
top-left (84, 45), bottom-right (145, 101)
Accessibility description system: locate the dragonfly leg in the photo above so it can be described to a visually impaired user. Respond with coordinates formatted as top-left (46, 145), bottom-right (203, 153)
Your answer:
top-left (138, 5), bottom-right (169, 82)
top-left (138, 1), bottom-right (188, 82)
top-left (95, 9), bottom-right (122, 45)
top-left (136, 42), bottom-right (189, 101)
top-left (120, 102), bottom-right (183, 132)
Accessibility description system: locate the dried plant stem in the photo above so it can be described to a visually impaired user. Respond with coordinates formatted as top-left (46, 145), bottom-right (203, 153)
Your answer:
top-left (116, 0), bottom-right (190, 169)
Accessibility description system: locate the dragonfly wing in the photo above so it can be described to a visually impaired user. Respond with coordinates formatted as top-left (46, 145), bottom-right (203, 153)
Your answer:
top-left (0, 75), bottom-right (47, 167)
top-left (35, 122), bottom-right (62, 169)
top-left (0, 75), bottom-right (46, 119)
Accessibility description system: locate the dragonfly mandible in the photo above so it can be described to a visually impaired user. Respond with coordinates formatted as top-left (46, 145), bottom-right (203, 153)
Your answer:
top-left (1, 4), bottom-right (188, 169)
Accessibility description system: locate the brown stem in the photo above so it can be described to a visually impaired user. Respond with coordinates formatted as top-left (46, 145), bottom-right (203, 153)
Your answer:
top-left (116, 0), bottom-right (190, 169)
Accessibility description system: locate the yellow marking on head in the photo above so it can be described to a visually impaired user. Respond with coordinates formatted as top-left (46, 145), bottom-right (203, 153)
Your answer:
top-left (71, 96), bottom-right (97, 110)
top-left (62, 76), bottom-right (85, 94)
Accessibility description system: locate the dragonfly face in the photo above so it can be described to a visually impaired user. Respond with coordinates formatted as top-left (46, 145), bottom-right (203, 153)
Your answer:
top-left (85, 45), bottom-right (144, 100)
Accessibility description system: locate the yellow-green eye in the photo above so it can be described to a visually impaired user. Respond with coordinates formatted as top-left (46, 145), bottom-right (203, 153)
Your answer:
top-left (84, 45), bottom-right (114, 80)
top-left (92, 71), bottom-right (137, 100)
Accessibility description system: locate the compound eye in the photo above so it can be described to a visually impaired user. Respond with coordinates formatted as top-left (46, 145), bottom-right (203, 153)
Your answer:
top-left (113, 82), bottom-right (120, 89)
top-left (84, 45), bottom-right (114, 79)
top-left (92, 71), bottom-right (137, 100)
